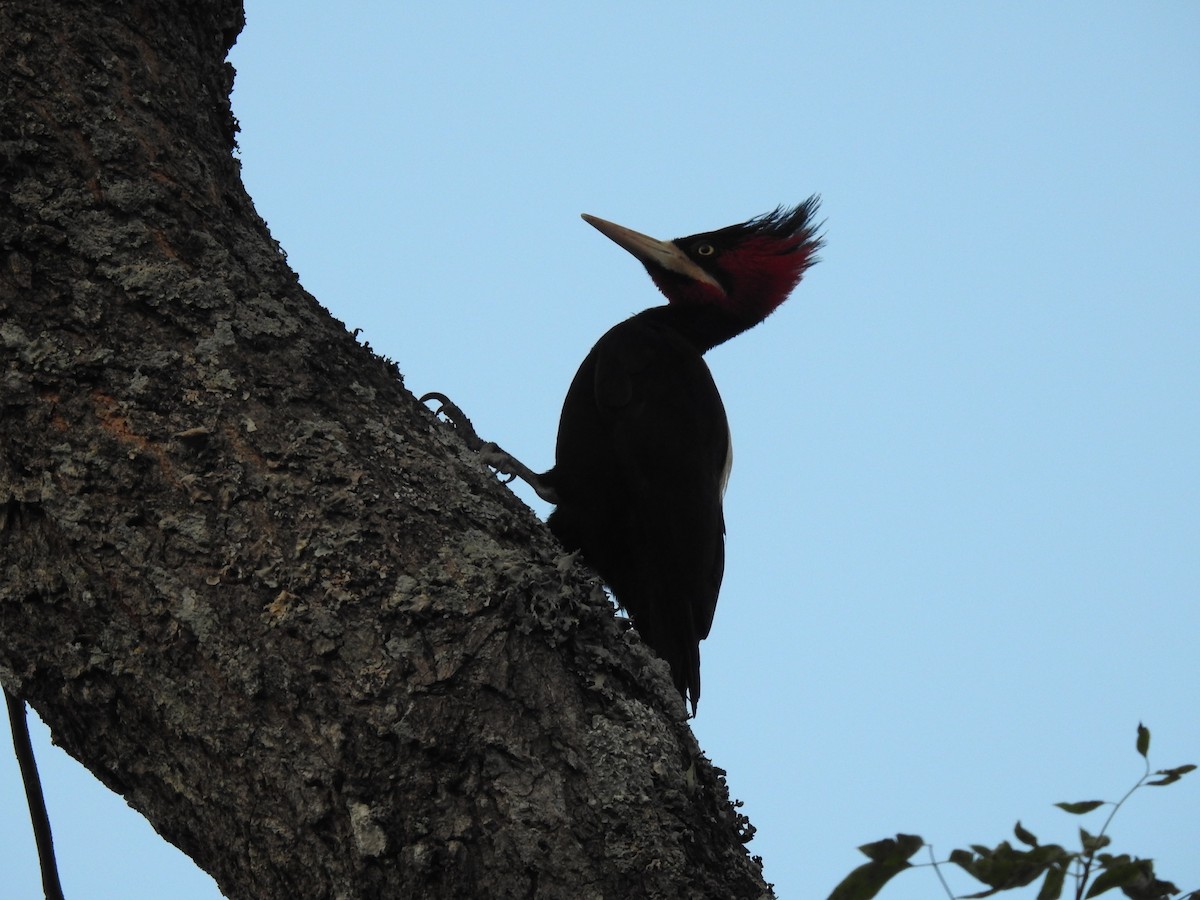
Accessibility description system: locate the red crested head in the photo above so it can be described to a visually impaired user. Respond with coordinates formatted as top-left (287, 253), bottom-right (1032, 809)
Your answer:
top-left (582, 198), bottom-right (823, 333)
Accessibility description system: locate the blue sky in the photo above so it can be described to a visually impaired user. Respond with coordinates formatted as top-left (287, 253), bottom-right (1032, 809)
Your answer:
top-left (4, 4), bottom-right (1197, 898)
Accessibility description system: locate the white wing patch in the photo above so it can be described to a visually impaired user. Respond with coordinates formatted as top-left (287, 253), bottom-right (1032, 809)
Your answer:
top-left (719, 425), bottom-right (733, 499)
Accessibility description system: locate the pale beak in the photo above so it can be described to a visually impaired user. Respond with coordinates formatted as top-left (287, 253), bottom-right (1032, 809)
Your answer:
top-left (581, 214), bottom-right (723, 292)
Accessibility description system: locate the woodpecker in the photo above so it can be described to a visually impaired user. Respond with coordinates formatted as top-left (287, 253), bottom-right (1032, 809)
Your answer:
top-left (423, 199), bottom-right (822, 714)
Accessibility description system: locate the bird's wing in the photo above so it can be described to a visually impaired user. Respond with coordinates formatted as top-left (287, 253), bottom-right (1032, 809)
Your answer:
top-left (591, 318), bottom-right (728, 671)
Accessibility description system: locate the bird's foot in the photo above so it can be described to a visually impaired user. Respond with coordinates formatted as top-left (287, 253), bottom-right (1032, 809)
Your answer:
top-left (419, 392), bottom-right (486, 451)
top-left (420, 391), bottom-right (559, 504)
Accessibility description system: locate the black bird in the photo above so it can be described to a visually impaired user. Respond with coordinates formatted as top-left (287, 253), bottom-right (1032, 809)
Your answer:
top-left (424, 199), bottom-right (822, 713)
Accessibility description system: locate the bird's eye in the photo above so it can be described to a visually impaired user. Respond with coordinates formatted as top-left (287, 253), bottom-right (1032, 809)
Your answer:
top-left (695, 243), bottom-right (715, 256)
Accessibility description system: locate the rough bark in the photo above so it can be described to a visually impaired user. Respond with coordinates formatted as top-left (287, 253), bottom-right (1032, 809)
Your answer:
top-left (0, 3), bottom-right (772, 898)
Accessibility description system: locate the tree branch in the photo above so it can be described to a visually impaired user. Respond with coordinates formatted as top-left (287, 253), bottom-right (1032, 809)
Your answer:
top-left (0, 3), bottom-right (772, 897)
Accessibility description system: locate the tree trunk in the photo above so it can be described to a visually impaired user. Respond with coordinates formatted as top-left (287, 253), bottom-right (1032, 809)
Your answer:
top-left (0, 3), bottom-right (772, 897)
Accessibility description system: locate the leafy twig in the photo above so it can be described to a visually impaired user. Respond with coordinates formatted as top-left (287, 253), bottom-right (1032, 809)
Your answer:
top-left (826, 724), bottom-right (1194, 900)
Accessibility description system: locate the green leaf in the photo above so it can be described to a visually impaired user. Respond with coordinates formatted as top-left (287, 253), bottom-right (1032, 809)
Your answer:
top-left (1086, 860), bottom-right (1146, 898)
top-left (1037, 864), bottom-right (1067, 900)
top-left (948, 848), bottom-right (974, 872)
top-left (1055, 800), bottom-right (1105, 815)
top-left (825, 859), bottom-right (910, 900)
top-left (856, 833), bottom-right (923, 863)
top-left (1087, 857), bottom-right (1179, 900)
top-left (827, 834), bottom-right (924, 900)
top-left (1136, 722), bottom-right (1150, 758)
top-left (950, 841), bottom-right (1071, 895)
top-left (1079, 828), bottom-right (1111, 854)
top-left (1014, 820), bottom-right (1038, 847)
top-left (1147, 763), bottom-right (1196, 786)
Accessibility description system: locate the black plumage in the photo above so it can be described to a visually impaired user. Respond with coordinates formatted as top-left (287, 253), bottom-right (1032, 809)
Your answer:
top-left (540, 200), bottom-right (822, 713)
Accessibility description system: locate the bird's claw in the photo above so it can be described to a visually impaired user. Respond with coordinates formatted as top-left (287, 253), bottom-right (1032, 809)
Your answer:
top-left (419, 391), bottom-right (485, 451)
top-left (420, 392), bottom-right (521, 477)
top-left (420, 390), bottom-right (559, 504)
top-left (478, 442), bottom-right (519, 483)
